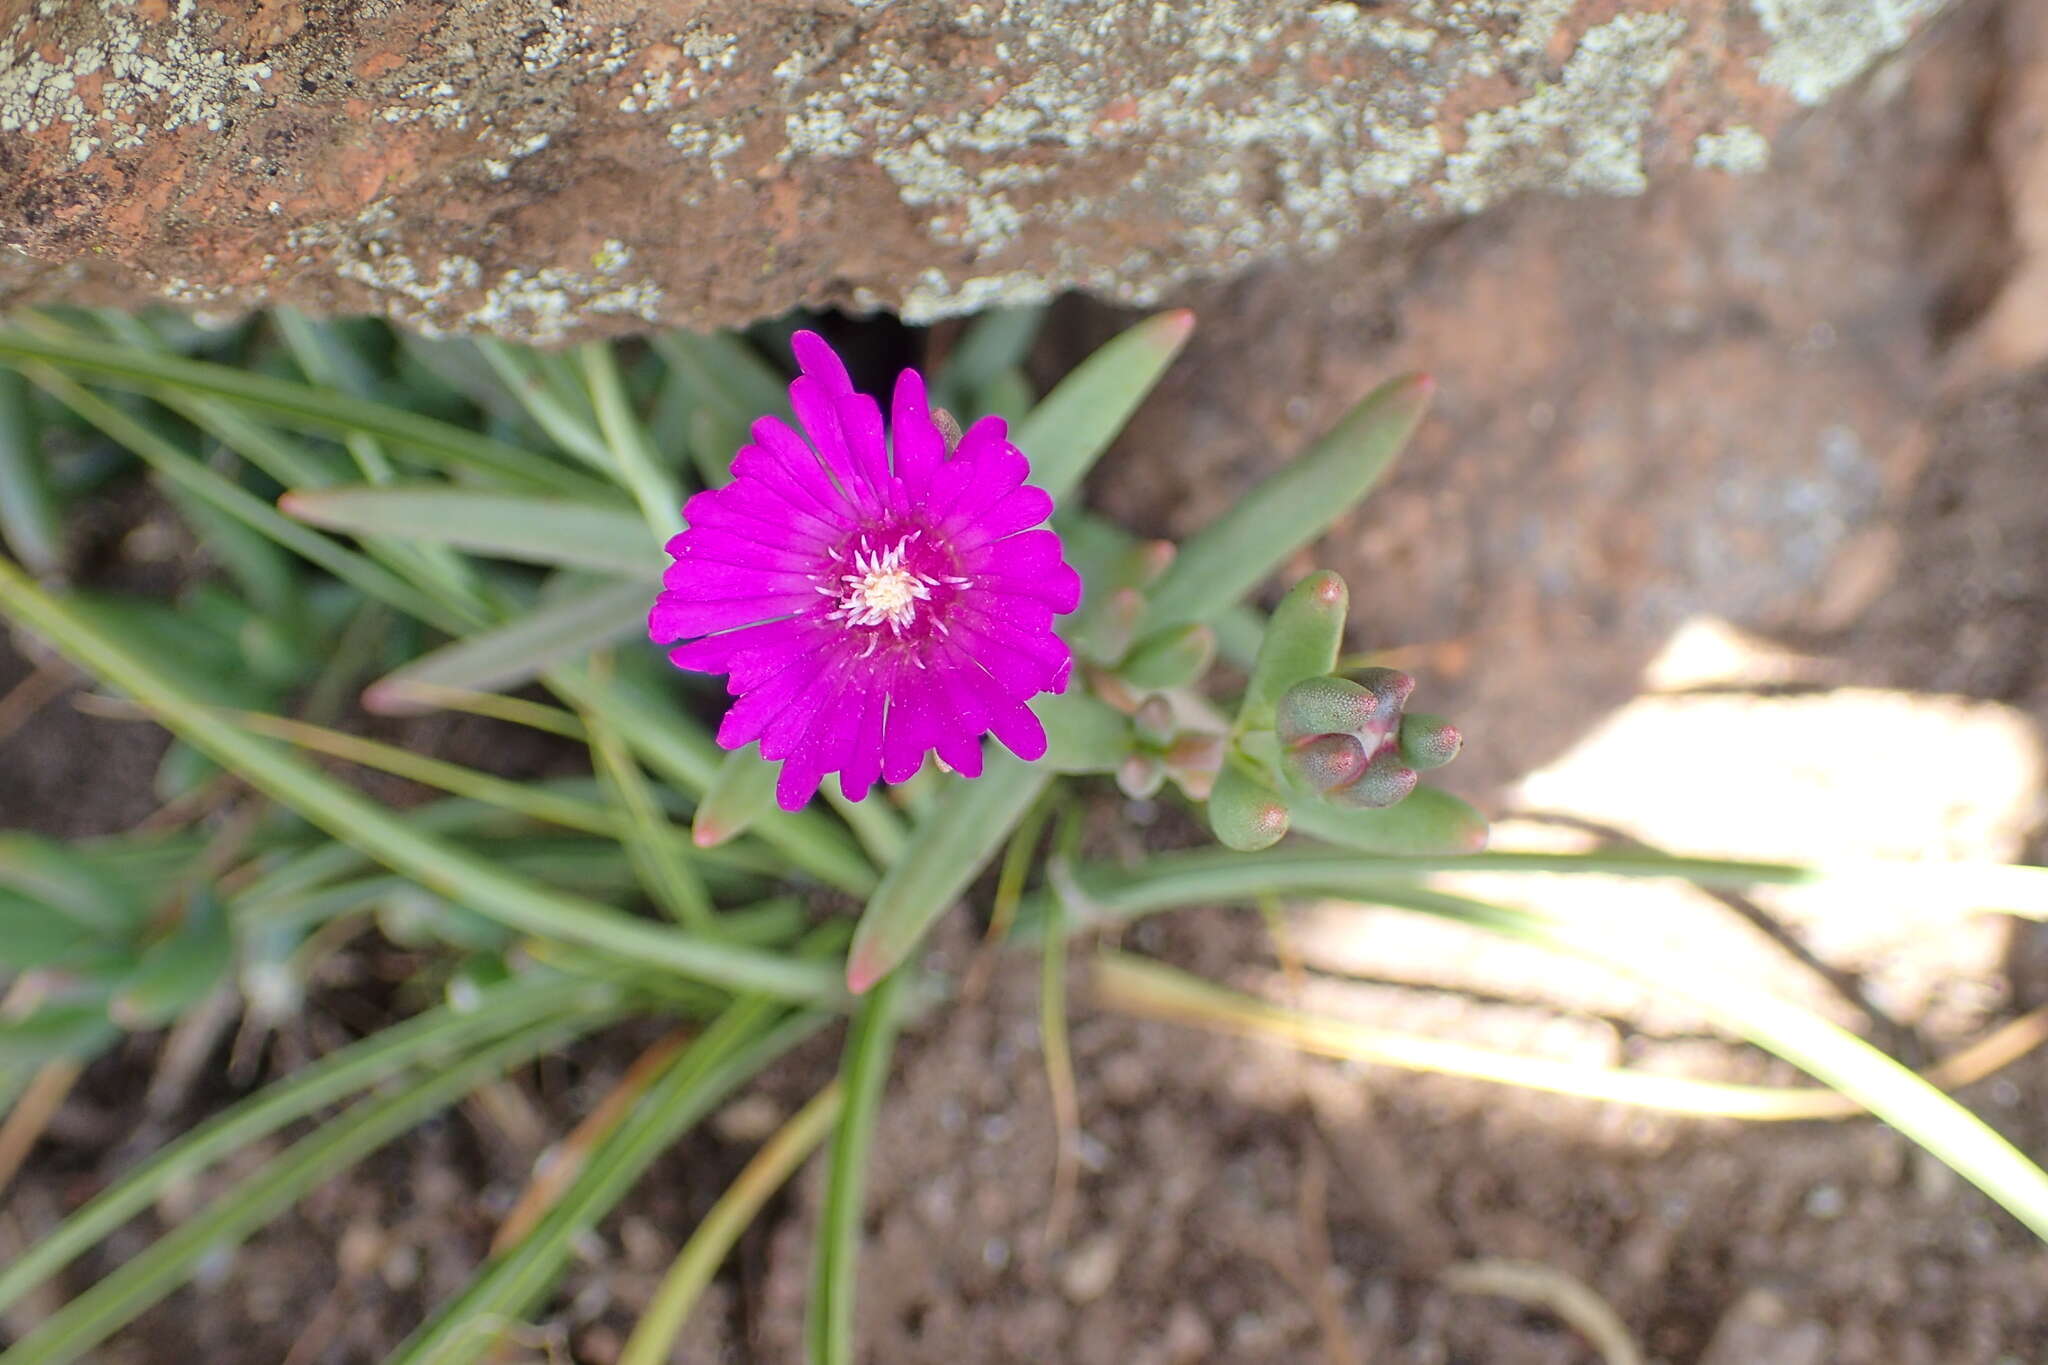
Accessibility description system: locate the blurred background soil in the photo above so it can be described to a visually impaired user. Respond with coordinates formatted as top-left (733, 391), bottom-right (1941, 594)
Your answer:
top-left (8, 1), bottom-right (2048, 1361)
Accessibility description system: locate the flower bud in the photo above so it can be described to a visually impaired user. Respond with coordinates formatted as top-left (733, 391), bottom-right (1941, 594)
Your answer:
top-left (1208, 763), bottom-right (1291, 851)
top-left (1324, 750), bottom-right (1418, 809)
top-left (1275, 676), bottom-right (1377, 745)
top-left (1162, 731), bottom-right (1224, 799)
top-left (1132, 695), bottom-right (1177, 748)
top-left (1075, 586), bottom-right (1147, 666)
top-left (1117, 751), bottom-right (1166, 799)
top-left (1283, 733), bottom-right (1369, 793)
top-left (1397, 712), bottom-right (1462, 771)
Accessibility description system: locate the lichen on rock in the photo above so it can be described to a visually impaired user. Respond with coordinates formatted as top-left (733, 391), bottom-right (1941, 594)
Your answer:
top-left (0, 0), bottom-right (1954, 341)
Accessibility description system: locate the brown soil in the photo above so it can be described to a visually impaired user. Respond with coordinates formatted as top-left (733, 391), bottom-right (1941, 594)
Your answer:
top-left (8, 3), bottom-right (2048, 1363)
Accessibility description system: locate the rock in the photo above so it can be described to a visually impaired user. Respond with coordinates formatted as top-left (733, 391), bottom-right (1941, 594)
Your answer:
top-left (1087, 5), bottom-right (1995, 798)
top-left (0, 0), bottom-right (1951, 342)
top-left (1058, 1230), bottom-right (1124, 1303)
top-left (1697, 1286), bottom-right (1832, 1365)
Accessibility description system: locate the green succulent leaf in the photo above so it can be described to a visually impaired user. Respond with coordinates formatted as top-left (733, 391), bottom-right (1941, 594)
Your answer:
top-left (280, 486), bottom-right (659, 576)
top-left (110, 893), bottom-right (236, 1029)
top-left (1206, 762), bottom-right (1291, 852)
top-left (692, 743), bottom-right (781, 849)
top-left (1117, 623), bottom-right (1216, 691)
top-left (1236, 571), bottom-right (1347, 735)
top-left (846, 756), bottom-right (1050, 992)
top-left (1284, 785), bottom-right (1489, 855)
top-left (1016, 310), bottom-right (1194, 502)
top-left (1142, 373), bottom-right (1431, 632)
top-left (363, 577), bottom-right (651, 715)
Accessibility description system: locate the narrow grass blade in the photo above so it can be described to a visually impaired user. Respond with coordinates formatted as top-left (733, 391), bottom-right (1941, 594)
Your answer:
top-left (476, 337), bottom-right (616, 471)
top-left (824, 787), bottom-right (908, 867)
top-left (0, 975), bottom-right (618, 1315)
top-left (693, 744), bottom-right (780, 849)
top-left (554, 667), bottom-right (877, 898)
top-left (22, 367), bottom-right (462, 631)
top-left (1092, 951), bottom-right (2048, 1121)
top-left (652, 332), bottom-right (790, 426)
top-left (1015, 310), bottom-right (1193, 503)
top-left (0, 831), bottom-right (144, 935)
top-left (0, 368), bottom-right (62, 576)
top-left (621, 1080), bottom-right (842, 1365)
top-left (225, 709), bottom-right (653, 840)
top-left (1038, 897), bottom-right (1080, 1247)
top-left (808, 967), bottom-right (906, 1365)
top-left (0, 561), bottom-right (844, 1004)
top-left (0, 324), bottom-right (593, 495)
top-left (845, 758), bottom-right (1051, 993)
top-left (0, 1017), bottom-right (597, 1365)
top-left (934, 305), bottom-right (1047, 413)
top-left (363, 578), bottom-right (649, 716)
top-left (390, 1006), bottom-right (827, 1365)
top-left (581, 681), bottom-right (715, 930)
top-left (1366, 886), bottom-right (2048, 1244)
top-left (580, 341), bottom-right (684, 539)
top-left (1142, 373), bottom-right (1432, 632)
top-left (279, 486), bottom-right (659, 577)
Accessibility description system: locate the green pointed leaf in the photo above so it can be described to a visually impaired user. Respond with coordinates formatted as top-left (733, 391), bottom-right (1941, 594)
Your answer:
top-left (0, 889), bottom-right (125, 971)
top-left (1035, 691), bottom-right (1132, 774)
top-left (847, 757), bottom-right (1051, 992)
top-left (935, 305), bottom-right (1047, 413)
top-left (1143, 373), bottom-right (1432, 632)
top-left (0, 323), bottom-right (593, 495)
top-left (110, 894), bottom-right (235, 1029)
top-left (0, 832), bottom-right (145, 935)
top-left (280, 486), bottom-right (660, 576)
top-left (0, 366), bottom-right (62, 576)
top-left (1284, 784), bottom-right (1489, 855)
top-left (653, 331), bottom-right (790, 427)
top-left (363, 578), bottom-right (651, 715)
top-left (693, 744), bottom-right (780, 848)
top-left (0, 559), bottom-right (845, 1005)
top-left (1236, 571), bottom-right (1346, 734)
top-left (1117, 623), bottom-right (1216, 691)
top-left (1016, 310), bottom-right (1194, 502)
top-left (0, 1001), bottom-right (119, 1065)
top-left (809, 969), bottom-right (905, 1365)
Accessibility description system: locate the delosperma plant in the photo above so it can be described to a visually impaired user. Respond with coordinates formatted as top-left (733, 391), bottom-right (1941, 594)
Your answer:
top-left (3, 304), bottom-right (2048, 1363)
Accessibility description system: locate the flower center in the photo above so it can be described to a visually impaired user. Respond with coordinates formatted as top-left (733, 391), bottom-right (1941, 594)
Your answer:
top-left (829, 535), bottom-right (939, 635)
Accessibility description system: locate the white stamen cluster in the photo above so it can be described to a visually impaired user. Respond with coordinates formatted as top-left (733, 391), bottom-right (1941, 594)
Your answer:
top-left (827, 535), bottom-right (940, 636)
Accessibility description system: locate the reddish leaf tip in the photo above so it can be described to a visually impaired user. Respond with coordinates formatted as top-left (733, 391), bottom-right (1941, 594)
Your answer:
top-left (1158, 308), bottom-right (1197, 339)
top-left (358, 681), bottom-right (406, 716)
top-left (1307, 571), bottom-right (1347, 607)
top-left (845, 944), bottom-right (887, 995)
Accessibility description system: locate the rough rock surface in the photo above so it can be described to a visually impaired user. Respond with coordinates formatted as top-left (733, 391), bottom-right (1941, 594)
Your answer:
top-left (2, 0), bottom-right (1949, 341)
top-left (1085, 0), bottom-right (2009, 796)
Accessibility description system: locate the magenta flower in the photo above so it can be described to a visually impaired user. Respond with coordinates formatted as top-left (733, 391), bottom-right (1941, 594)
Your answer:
top-left (649, 331), bottom-right (1082, 811)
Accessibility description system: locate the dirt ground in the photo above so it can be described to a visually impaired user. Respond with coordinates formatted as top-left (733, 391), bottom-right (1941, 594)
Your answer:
top-left (8, 1), bottom-right (2048, 1362)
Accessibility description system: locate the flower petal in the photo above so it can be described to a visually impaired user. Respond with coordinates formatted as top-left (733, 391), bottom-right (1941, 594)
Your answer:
top-left (650, 590), bottom-right (819, 639)
top-left (890, 369), bottom-right (946, 489)
top-left (792, 329), bottom-right (855, 397)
